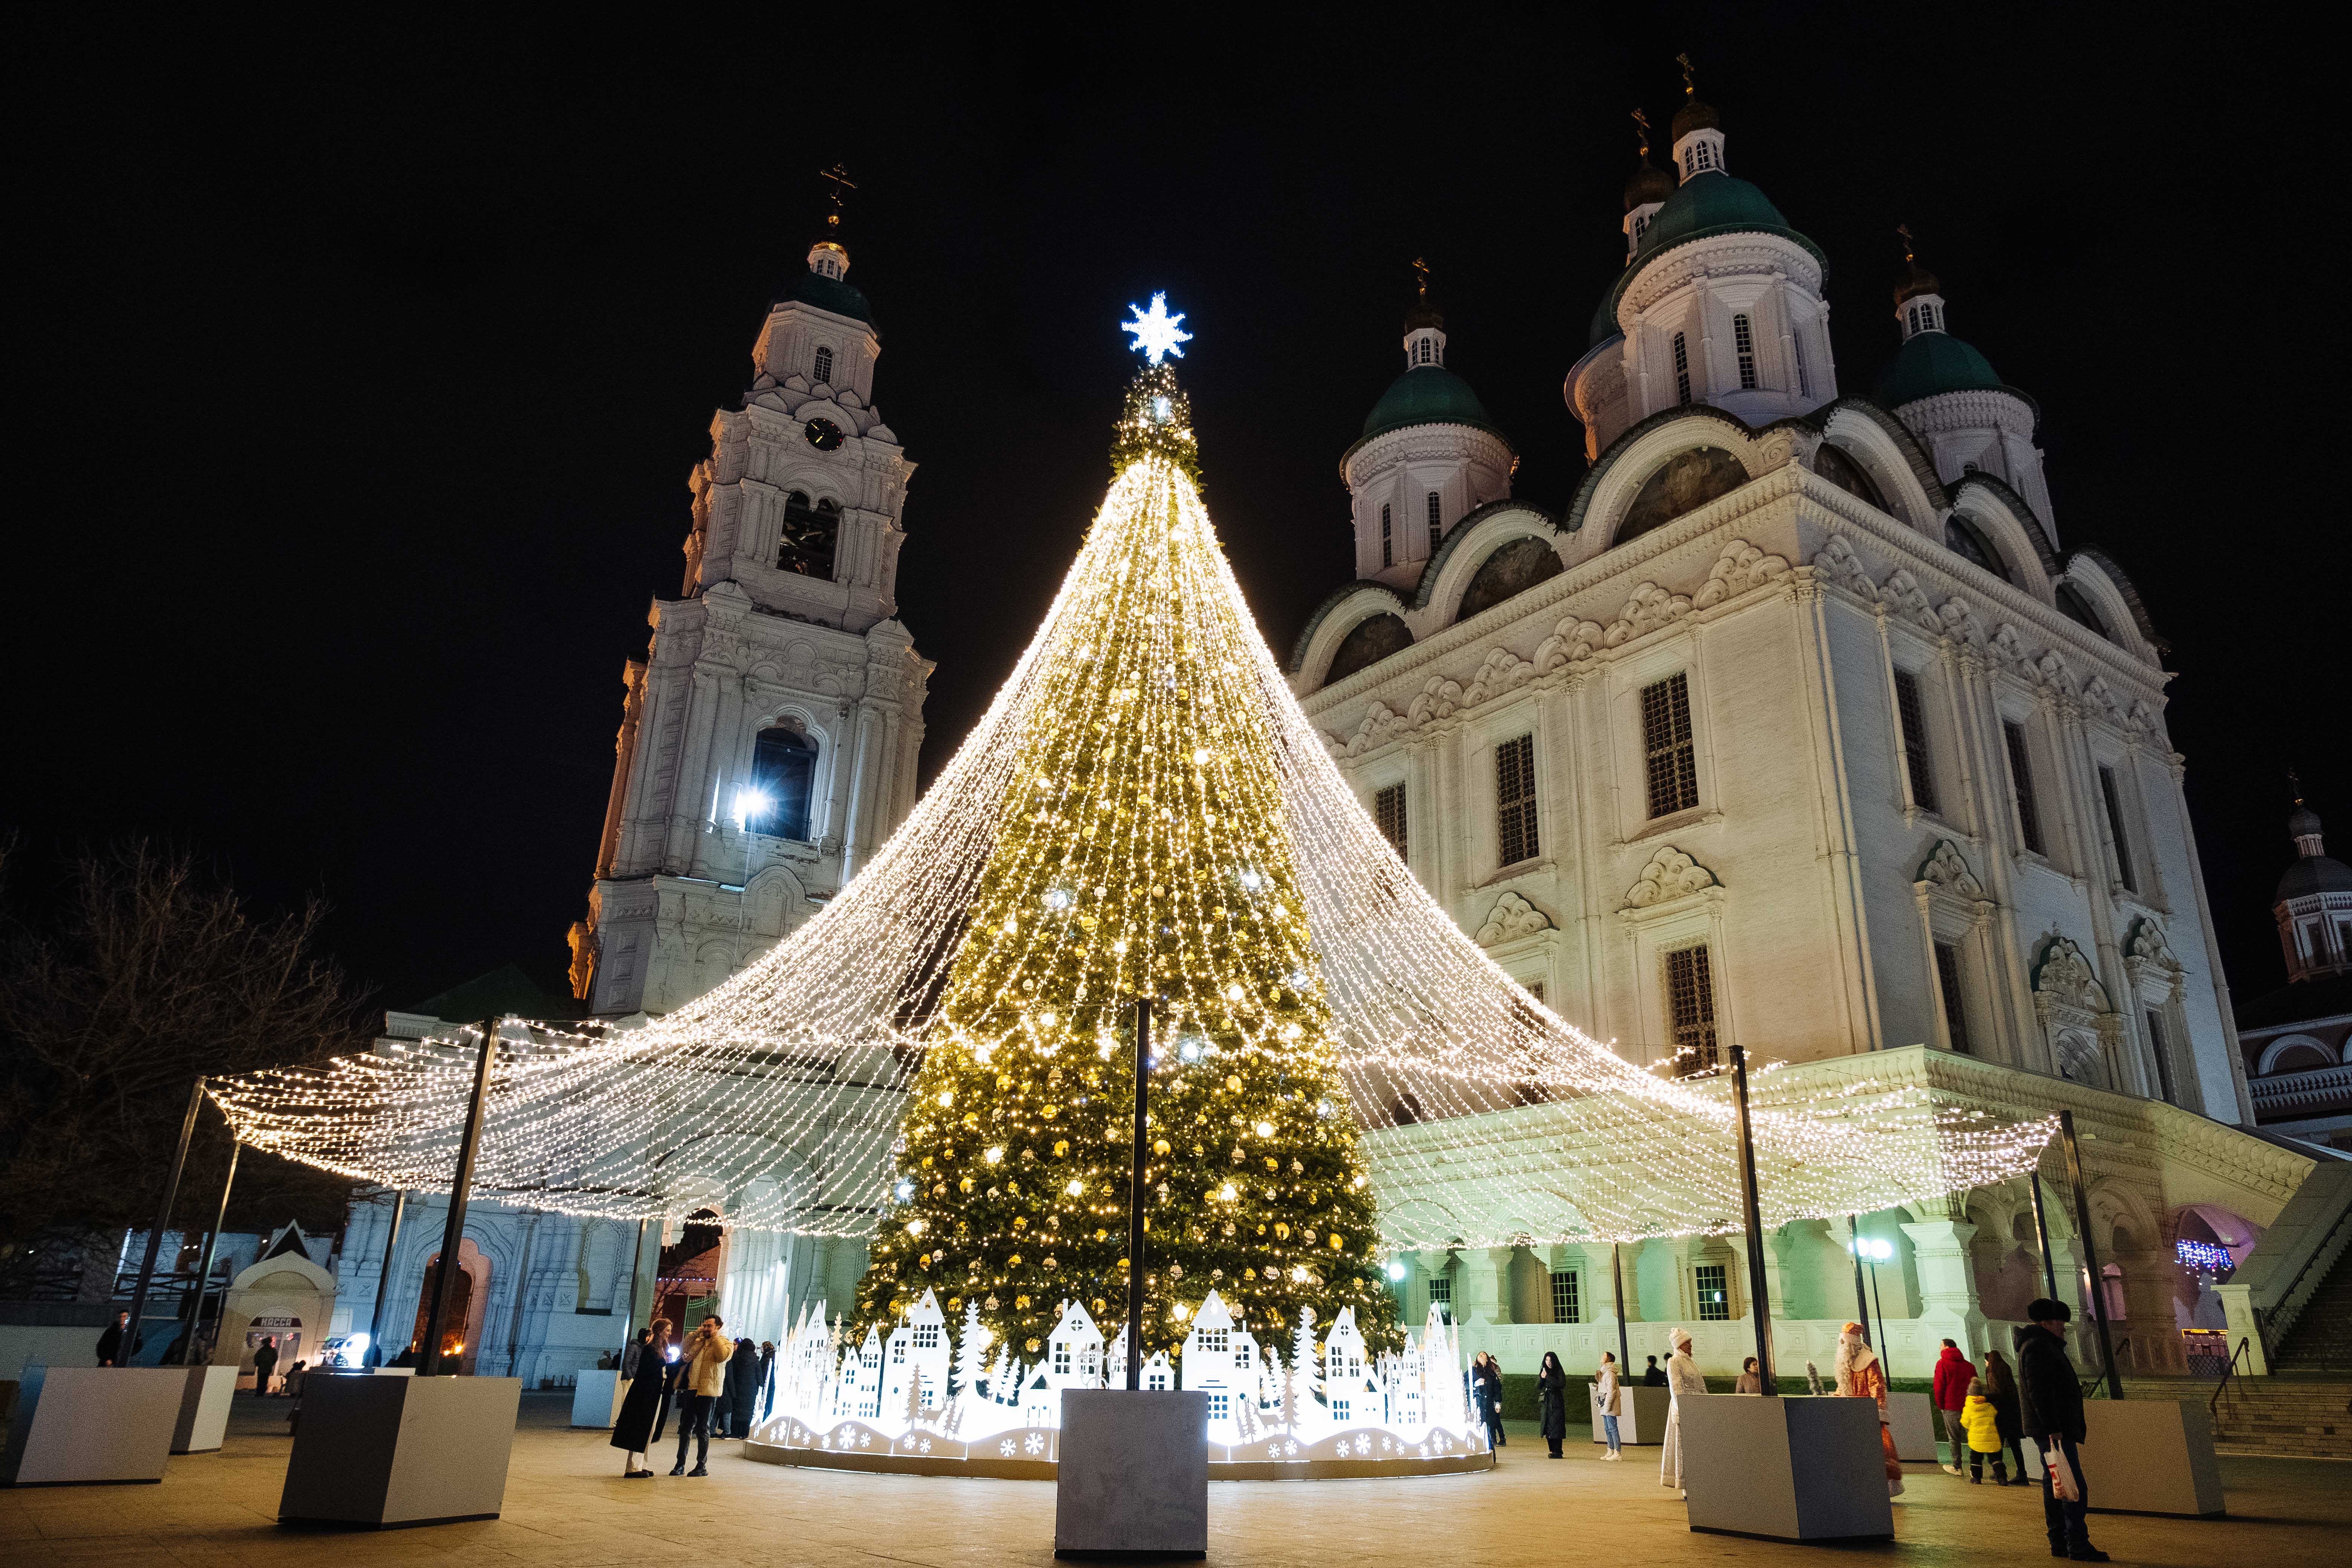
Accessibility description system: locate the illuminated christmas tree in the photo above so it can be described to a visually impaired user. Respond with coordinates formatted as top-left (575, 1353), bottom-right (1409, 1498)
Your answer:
top-left (851, 297), bottom-right (1396, 1364)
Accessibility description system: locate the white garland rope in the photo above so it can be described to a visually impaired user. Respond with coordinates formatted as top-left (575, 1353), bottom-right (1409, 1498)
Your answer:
top-left (209, 444), bottom-right (2054, 1248)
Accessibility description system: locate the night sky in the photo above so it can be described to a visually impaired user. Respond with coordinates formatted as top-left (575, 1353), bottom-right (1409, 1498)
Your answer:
top-left (10, 12), bottom-right (2340, 1021)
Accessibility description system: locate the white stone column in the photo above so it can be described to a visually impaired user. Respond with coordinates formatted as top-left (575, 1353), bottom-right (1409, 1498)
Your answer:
top-left (1899, 1217), bottom-right (1987, 1356)
top-left (1455, 1247), bottom-right (1514, 1325)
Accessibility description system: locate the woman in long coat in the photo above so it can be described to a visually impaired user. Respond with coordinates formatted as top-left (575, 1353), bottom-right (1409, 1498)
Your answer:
top-left (724, 1334), bottom-right (760, 1437)
top-left (609, 1321), bottom-right (670, 1478)
top-left (1979, 1347), bottom-right (2027, 1482)
top-left (1834, 1322), bottom-right (1905, 1497)
top-left (1658, 1328), bottom-right (1707, 1493)
top-left (1536, 1352), bottom-right (1569, 1458)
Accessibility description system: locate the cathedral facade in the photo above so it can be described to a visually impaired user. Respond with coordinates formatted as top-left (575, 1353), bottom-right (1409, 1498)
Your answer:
top-left (1289, 91), bottom-right (2324, 1376)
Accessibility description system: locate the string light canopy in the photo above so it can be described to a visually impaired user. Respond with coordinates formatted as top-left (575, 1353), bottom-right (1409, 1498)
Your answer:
top-left (208, 299), bottom-right (2057, 1289)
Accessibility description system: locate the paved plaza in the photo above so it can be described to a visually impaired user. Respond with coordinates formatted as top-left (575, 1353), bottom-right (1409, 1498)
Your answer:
top-left (4, 1394), bottom-right (2344, 1567)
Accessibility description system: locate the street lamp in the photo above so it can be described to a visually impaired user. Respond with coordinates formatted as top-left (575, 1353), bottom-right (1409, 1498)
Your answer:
top-left (1848, 1234), bottom-right (1895, 1360)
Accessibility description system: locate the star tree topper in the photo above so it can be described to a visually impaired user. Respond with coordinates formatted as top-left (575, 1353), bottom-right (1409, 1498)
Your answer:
top-left (1121, 292), bottom-right (1193, 364)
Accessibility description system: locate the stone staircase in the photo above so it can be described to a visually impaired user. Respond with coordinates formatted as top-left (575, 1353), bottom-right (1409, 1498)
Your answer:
top-left (2119, 1374), bottom-right (2352, 1459)
top-left (2270, 1235), bottom-right (2352, 1374)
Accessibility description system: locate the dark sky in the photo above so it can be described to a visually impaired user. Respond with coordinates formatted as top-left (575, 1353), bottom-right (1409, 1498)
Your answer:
top-left (9, 10), bottom-right (2340, 1019)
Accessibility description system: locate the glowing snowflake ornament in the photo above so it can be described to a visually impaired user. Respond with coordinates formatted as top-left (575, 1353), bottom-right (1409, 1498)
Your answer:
top-left (1122, 292), bottom-right (1193, 364)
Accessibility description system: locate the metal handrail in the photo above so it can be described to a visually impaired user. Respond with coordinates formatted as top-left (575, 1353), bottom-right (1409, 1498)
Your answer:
top-left (2209, 1337), bottom-right (2252, 1430)
top-left (2265, 1196), bottom-right (2352, 1360)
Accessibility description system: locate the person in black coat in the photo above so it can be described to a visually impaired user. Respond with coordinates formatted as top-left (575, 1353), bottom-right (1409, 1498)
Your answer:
top-left (2017, 1300), bottom-right (2105, 1562)
top-left (756, 1341), bottom-right (777, 1422)
top-left (250, 1335), bottom-right (279, 1395)
top-left (96, 1310), bottom-right (132, 1366)
top-left (1980, 1348), bottom-right (2028, 1484)
top-left (609, 1321), bottom-right (671, 1478)
top-left (1537, 1352), bottom-right (1569, 1458)
top-left (1642, 1354), bottom-right (1667, 1387)
top-left (723, 1334), bottom-right (760, 1437)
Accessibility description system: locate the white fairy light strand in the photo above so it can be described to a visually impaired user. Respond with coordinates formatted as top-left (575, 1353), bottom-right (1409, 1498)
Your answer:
top-left (208, 409), bottom-right (2056, 1249)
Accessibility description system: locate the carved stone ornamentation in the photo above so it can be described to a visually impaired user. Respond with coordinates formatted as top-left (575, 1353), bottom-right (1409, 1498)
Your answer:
top-left (2032, 935), bottom-right (2111, 1015)
top-left (1989, 623), bottom-right (2031, 673)
top-left (1475, 891), bottom-right (1553, 946)
top-left (1916, 839), bottom-right (1986, 898)
top-left (1692, 538), bottom-right (1791, 609)
top-left (1535, 616), bottom-right (1607, 672)
top-left (1337, 700), bottom-right (1408, 758)
top-left (1810, 534), bottom-right (1879, 601)
top-left (2125, 916), bottom-right (2182, 973)
top-left (1463, 648), bottom-right (1538, 706)
top-left (1602, 582), bottom-right (1693, 647)
top-left (1624, 845), bottom-right (1719, 909)
top-left (1937, 596), bottom-right (1987, 647)
top-left (1407, 676), bottom-right (1464, 727)
top-left (1879, 569), bottom-right (1943, 634)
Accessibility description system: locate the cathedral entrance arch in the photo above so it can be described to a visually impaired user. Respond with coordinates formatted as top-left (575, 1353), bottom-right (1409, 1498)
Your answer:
top-left (409, 1237), bottom-right (490, 1372)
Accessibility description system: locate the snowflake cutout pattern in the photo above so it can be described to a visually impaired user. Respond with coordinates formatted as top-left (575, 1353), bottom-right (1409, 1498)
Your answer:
top-left (1355, 1435), bottom-right (1372, 1455)
top-left (1266, 1441), bottom-right (1282, 1458)
top-left (1285, 1438), bottom-right (1299, 1456)
top-left (1025, 1432), bottom-right (1046, 1455)
top-left (919, 1437), bottom-right (933, 1454)
top-left (1000, 1439), bottom-right (1018, 1457)
top-left (1121, 294), bottom-right (1193, 365)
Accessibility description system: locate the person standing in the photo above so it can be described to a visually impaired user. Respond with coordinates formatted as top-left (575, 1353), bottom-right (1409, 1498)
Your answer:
top-left (670, 1315), bottom-right (734, 1477)
top-left (1980, 1348), bottom-right (2028, 1484)
top-left (756, 1340), bottom-right (777, 1422)
top-left (250, 1334), bottom-right (279, 1396)
top-left (1658, 1328), bottom-right (1706, 1494)
top-left (1932, 1337), bottom-right (1978, 1475)
top-left (97, 1309), bottom-right (132, 1366)
top-left (610, 1321), bottom-right (669, 1478)
top-left (1834, 1323), bottom-right (1904, 1498)
top-left (1734, 1355), bottom-right (1763, 1394)
top-left (1537, 1352), bottom-right (1568, 1458)
top-left (1642, 1354), bottom-right (1666, 1386)
top-left (1594, 1351), bottom-right (1624, 1460)
top-left (2018, 1299), bottom-right (2107, 1561)
top-left (724, 1334), bottom-right (760, 1437)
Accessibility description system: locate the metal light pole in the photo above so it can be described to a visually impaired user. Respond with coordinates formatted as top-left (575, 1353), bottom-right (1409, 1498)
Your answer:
top-left (419, 1018), bottom-right (501, 1377)
top-left (2057, 1110), bottom-right (2123, 1400)
top-left (2027, 1165), bottom-right (2061, 1305)
top-left (123, 1078), bottom-right (206, 1367)
top-left (1611, 1242), bottom-right (1630, 1376)
top-left (1124, 997), bottom-right (1152, 1390)
top-left (1727, 1046), bottom-right (1777, 1393)
top-left (1849, 1216), bottom-right (1872, 1345)
top-left (365, 1190), bottom-right (408, 1364)
top-left (181, 1136), bottom-right (240, 1365)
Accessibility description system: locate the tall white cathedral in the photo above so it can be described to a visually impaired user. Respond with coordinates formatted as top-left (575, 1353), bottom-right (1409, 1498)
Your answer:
top-left (568, 232), bottom-right (931, 1014)
top-left (1290, 85), bottom-right (2334, 1378)
top-left (326, 231), bottom-right (926, 1385)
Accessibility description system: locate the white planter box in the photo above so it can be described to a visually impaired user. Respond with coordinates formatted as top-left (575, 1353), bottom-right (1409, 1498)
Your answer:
top-left (570, 1369), bottom-right (627, 1428)
top-left (277, 1374), bottom-right (521, 1528)
top-left (2, 1366), bottom-right (185, 1486)
top-left (1885, 1390), bottom-right (1939, 1462)
top-left (1054, 1390), bottom-right (1209, 1559)
top-left (1679, 1393), bottom-right (1895, 1542)
top-left (1591, 1383), bottom-right (1670, 1444)
top-left (172, 1364), bottom-right (240, 1453)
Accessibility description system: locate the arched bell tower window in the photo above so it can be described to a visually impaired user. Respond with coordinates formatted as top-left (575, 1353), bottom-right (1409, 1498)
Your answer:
top-left (1672, 332), bottom-right (1692, 405)
top-left (813, 346), bottom-right (834, 384)
top-left (746, 727), bottom-right (817, 841)
top-left (1379, 504), bottom-right (1393, 568)
top-left (1732, 314), bottom-right (1757, 390)
top-left (1426, 491), bottom-right (1442, 541)
top-left (1946, 516), bottom-right (2012, 582)
top-left (778, 492), bottom-right (840, 579)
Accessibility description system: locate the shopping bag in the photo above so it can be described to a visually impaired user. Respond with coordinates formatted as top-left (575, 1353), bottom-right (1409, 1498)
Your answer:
top-left (2043, 1441), bottom-right (2080, 1502)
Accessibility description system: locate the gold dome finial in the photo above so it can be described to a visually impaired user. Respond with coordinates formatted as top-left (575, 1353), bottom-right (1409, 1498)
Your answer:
top-left (1632, 107), bottom-right (1652, 159)
top-left (1669, 54), bottom-right (1720, 141)
top-left (1677, 52), bottom-right (1696, 96)
top-left (818, 162), bottom-right (858, 234)
top-left (1412, 255), bottom-right (1430, 299)
top-left (1893, 223), bottom-right (1941, 306)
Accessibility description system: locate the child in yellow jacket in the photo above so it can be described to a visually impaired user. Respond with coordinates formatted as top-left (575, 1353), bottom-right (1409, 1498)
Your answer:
top-left (1960, 1377), bottom-right (2007, 1485)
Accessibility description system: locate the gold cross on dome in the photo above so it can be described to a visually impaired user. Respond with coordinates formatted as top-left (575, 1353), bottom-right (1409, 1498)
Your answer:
top-left (1632, 107), bottom-right (1651, 158)
top-left (1677, 52), bottom-right (1696, 95)
top-left (1411, 256), bottom-right (1430, 298)
top-left (819, 163), bottom-right (858, 229)
top-left (1897, 223), bottom-right (1917, 264)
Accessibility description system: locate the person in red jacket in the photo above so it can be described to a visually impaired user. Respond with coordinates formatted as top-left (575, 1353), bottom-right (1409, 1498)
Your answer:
top-left (1931, 1339), bottom-right (1978, 1476)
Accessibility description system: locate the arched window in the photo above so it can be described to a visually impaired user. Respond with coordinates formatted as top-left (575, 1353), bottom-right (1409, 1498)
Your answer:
top-left (1946, 516), bottom-right (2012, 582)
top-left (2055, 583), bottom-right (2111, 641)
top-left (1426, 491), bottom-right (1442, 540)
top-left (1732, 314), bottom-right (1757, 390)
top-left (1672, 332), bottom-right (1692, 405)
top-left (1379, 503), bottom-right (1392, 568)
top-left (778, 493), bottom-right (839, 579)
top-left (813, 346), bottom-right (834, 384)
top-left (746, 726), bottom-right (817, 840)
